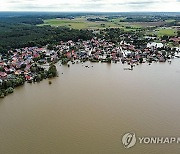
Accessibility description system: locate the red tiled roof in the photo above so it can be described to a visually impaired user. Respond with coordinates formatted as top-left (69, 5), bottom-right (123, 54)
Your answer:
top-left (0, 72), bottom-right (7, 77)
top-left (170, 37), bottom-right (180, 42)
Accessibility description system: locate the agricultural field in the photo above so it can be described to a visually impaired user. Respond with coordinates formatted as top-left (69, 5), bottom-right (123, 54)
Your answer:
top-left (145, 28), bottom-right (177, 37)
top-left (157, 28), bottom-right (177, 36)
top-left (39, 16), bottom-right (143, 31)
top-left (39, 16), bottom-right (179, 36)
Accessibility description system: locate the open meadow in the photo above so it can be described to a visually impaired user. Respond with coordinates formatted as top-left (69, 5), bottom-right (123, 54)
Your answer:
top-left (39, 16), bottom-right (143, 31)
top-left (39, 16), bottom-right (178, 36)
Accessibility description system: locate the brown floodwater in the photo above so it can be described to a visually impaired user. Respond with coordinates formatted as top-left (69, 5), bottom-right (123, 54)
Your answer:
top-left (0, 59), bottom-right (180, 154)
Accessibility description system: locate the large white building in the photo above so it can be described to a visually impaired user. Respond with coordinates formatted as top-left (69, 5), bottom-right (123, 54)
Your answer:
top-left (147, 42), bottom-right (164, 48)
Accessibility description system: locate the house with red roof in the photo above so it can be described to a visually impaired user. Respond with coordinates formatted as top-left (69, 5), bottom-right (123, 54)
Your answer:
top-left (0, 72), bottom-right (7, 79)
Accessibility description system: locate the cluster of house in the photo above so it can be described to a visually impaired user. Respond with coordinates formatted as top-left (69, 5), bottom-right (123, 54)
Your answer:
top-left (57, 39), bottom-right (122, 61)
top-left (169, 37), bottom-right (180, 44)
top-left (57, 37), bottom-right (180, 64)
top-left (0, 47), bottom-right (58, 81)
top-left (0, 37), bottom-right (179, 81)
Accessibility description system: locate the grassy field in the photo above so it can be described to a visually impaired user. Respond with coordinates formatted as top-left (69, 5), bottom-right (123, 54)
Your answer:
top-left (39, 17), bottom-right (178, 36)
top-left (165, 19), bottom-right (176, 23)
top-left (157, 28), bottom-right (177, 36)
top-left (39, 17), bottom-right (142, 31)
top-left (40, 17), bottom-right (117, 29)
top-left (145, 27), bottom-right (177, 37)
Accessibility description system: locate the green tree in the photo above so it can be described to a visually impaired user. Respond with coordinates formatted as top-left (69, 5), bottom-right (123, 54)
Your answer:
top-left (47, 64), bottom-right (58, 78)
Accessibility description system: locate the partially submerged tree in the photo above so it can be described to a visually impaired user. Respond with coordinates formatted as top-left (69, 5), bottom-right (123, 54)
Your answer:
top-left (47, 64), bottom-right (58, 78)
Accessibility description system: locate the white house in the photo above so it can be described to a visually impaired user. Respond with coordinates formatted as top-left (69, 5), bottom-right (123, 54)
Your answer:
top-left (147, 42), bottom-right (164, 48)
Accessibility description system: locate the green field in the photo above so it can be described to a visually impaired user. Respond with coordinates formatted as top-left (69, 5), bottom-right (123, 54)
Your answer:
top-left (39, 17), bottom-right (142, 31)
top-left (39, 17), bottom-right (178, 36)
top-left (165, 19), bottom-right (176, 23)
top-left (145, 28), bottom-right (177, 37)
top-left (40, 18), bottom-right (88, 29)
top-left (157, 28), bottom-right (177, 36)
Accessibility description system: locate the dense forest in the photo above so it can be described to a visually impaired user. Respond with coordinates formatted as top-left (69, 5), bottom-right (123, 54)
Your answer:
top-left (120, 15), bottom-right (180, 23)
top-left (87, 18), bottom-right (108, 22)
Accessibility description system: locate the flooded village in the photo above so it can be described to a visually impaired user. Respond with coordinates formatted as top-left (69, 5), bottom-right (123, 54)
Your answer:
top-left (0, 10), bottom-right (180, 154)
top-left (0, 31), bottom-right (180, 98)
